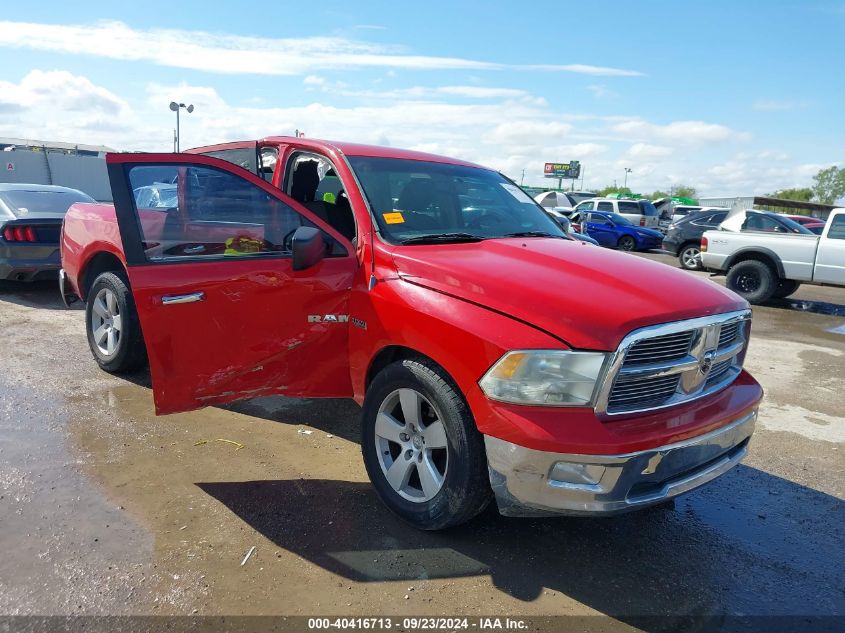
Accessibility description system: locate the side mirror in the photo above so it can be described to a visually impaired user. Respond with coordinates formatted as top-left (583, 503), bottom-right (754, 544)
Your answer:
top-left (291, 226), bottom-right (325, 271)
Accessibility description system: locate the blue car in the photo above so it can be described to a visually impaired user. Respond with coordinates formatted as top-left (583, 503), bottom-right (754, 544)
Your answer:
top-left (576, 210), bottom-right (664, 252)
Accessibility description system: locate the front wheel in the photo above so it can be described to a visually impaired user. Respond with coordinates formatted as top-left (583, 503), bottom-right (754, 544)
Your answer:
top-left (678, 244), bottom-right (703, 270)
top-left (361, 358), bottom-right (491, 530)
top-left (617, 235), bottom-right (636, 251)
top-left (725, 260), bottom-right (777, 304)
top-left (85, 271), bottom-right (147, 373)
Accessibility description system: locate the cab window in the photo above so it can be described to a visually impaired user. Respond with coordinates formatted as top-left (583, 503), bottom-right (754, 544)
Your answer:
top-left (826, 215), bottom-right (845, 240)
top-left (618, 201), bottom-right (639, 214)
top-left (286, 153), bottom-right (356, 242)
top-left (127, 164), bottom-right (343, 261)
top-left (597, 201), bottom-right (613, 212)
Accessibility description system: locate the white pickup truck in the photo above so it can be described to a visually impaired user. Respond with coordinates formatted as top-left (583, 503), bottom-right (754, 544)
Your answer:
top-left (701, 208), bottom-right (845, 303)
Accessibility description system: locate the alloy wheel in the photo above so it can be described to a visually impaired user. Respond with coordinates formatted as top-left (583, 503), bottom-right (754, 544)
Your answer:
top-left (374, 388), bottom-right (449, 502)
top-left (90, 287), bottom-right (122, 357)
top-left (682, 247), bottom-right (701, 268)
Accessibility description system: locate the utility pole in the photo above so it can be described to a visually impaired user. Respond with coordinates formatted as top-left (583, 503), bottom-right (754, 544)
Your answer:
top-left (624, 167), bottom-right (632, 189)
top-left (520, 169), bottom-right (525, 186)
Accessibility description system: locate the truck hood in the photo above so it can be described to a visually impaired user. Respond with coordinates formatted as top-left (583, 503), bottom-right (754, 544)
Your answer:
top-left (391, 238), bottom-right (746, 350)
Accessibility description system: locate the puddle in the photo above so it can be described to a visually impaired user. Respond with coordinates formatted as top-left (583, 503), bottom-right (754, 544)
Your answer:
top-left (827, 323), bottom-right (845, 335)
top-left (780, 298), bottom-right (845, 317)
top-left (0, 376), bottom-right (153, 614)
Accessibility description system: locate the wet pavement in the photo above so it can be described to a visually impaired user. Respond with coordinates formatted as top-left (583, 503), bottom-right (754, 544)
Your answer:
top-left (0, 258), bottom-right (843, 623)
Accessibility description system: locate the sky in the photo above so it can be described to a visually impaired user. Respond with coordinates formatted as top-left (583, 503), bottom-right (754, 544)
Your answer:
top-left (0, 0), bottom-right (842, 197)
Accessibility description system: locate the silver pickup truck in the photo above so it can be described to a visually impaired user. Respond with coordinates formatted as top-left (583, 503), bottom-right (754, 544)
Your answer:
top-left (701, 208), bottom-right (845, 303)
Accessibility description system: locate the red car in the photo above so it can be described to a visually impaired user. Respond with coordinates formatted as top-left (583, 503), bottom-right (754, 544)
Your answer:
top-left (784, 214), bottom-right (825, 227)
top-left (59, 137), bottom-right (762, 529)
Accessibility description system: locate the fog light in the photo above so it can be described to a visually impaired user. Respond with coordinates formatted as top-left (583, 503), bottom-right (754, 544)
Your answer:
top-left (549, 462), bottom-right (606, 487)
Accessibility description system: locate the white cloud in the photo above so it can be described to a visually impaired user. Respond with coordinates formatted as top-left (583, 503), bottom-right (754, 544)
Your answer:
top-left (625, 143), bottom-right (674, 159)
top-left (4, 69), bottom-right (822, 197)
top-left (610, 118), bottom-right (749, 144)
top-left (0, 70), bottom-right (127, 115)
top-left (0, 20), bottom-right (643, 77)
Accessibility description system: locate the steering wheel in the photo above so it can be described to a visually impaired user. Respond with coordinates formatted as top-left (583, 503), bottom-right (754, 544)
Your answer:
top-left (467, 211), bottom-right (508, 229)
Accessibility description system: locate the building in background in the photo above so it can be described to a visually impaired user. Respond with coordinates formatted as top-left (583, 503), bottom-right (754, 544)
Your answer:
top-left (1, 137), bottom-right (115, 201)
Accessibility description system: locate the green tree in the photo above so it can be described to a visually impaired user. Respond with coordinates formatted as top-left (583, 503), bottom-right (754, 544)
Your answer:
top-left (812, 166), bottom-right (845, 204)
top-left (670, 184), bottom-right (698, 199)
top-left (650, 190), bottom-right (670, 199)
top-left (767, 187), bottom-right (813, 202)
top-left (596, 185), bottom-right (632, 197)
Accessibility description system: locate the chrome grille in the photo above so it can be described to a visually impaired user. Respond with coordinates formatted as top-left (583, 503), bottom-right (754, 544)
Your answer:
top-left (718, 322), bottom-right (740, 348)
top-left (608, 374), bottom-right (681, 409)
top-left (705, 359), bottom-right (734, 388)
top-left (598, 311), bottom-right (750, 415)
top-left (624, 331), bottom-right (693, 365)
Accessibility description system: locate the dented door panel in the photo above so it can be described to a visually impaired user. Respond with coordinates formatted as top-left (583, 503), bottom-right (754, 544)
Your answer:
top-left (128, 256), bottom-right (355, 414)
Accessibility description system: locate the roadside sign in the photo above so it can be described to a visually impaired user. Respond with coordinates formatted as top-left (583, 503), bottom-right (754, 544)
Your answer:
top-left (544, 161), bottom-right (580, 179)
top-left (5, 162), bottom-right (13, 172)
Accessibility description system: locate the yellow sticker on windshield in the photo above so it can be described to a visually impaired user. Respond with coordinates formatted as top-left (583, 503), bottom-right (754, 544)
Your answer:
top-left (383, 212), bottom-right (405, 224)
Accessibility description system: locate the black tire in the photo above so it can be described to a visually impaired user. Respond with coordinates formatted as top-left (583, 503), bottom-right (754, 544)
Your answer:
top-left (617, 235), bottom-right (636, 251)
top-left (678, 243), bottom-right (703, 270)
top-left (772, 278), bottom-right (801, 299)
top-left (361, 358), bottom-right (491, 530)
top-left (85, 271), bottom-right (147, 373)
top-left (726, 260), bottom-right (777, 304)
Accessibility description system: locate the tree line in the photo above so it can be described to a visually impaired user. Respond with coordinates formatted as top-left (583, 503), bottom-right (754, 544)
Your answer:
top-left (590, 165), bottom-right (845, 205)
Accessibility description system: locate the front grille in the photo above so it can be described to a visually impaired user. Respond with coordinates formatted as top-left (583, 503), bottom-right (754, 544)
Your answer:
top-left (718, 322), bottom-right (740, 348)
top-left (624, 331), bottom-right (693, 366)
top-left (607, 374), bottom-right (681, 409)
top-left (705, 359), bottom-right (734, 387)
top-left (600, 311), bottom-right (750, 415)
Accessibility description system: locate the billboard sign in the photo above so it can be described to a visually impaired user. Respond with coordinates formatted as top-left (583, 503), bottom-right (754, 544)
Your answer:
top-left (544, 161), bottom-right (581, 179)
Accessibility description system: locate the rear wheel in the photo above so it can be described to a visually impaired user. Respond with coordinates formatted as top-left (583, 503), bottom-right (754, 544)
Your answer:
top-left (85, 271), bottom-right (147, 373)
top-left (361, 358), bottom-right (490, 530)
top-left (617, 235), bottom-right (636, 251)
top-left (678, 243), bottom-right (703, 270)
top-left (726, 260), bottom-right (777, 304)
top-left (773, 278), bottom-right (801, 299)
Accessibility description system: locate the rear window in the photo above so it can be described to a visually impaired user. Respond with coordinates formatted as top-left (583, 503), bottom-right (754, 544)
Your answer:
top-left (827, 215), bottom-right (845, 240)
top-left (0, 189), bottom-right (95, 216)
top-left (617, 201), bottom-right (640, 214)
top-left (637, 200), bottom-right (659, 217)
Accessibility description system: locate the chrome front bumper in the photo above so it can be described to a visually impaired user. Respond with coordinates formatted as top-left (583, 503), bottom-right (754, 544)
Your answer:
top-left (485, 409), bottom-right (756, 516)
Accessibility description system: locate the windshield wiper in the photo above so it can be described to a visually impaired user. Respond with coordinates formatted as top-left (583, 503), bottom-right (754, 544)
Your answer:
top-left (499, 231), bottom-right (563, 238)
top-left (400, 232), bottom-right (487, 245)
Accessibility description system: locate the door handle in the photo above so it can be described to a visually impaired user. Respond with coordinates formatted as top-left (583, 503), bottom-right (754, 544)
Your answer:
top-left (161, 291), bottom-right (205, 305)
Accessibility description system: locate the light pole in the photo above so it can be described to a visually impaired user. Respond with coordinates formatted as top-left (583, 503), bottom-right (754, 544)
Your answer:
top-left (624, 167), bottom-right (632, 189)
top-left (169, 102), bottom-right (194, 152)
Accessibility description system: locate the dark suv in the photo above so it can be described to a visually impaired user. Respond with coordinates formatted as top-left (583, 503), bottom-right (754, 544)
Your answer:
top-left (662, 208), bottom-right (729, 270)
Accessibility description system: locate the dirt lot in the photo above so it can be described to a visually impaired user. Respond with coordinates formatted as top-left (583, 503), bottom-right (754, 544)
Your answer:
top-left (0, 252), bottom-right (843, 625)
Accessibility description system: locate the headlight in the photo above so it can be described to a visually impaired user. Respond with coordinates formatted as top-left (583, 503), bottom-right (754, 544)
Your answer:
top-left (479, 350), bottom-right (608, 406)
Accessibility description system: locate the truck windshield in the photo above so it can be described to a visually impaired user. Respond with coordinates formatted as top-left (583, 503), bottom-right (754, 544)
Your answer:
top-left (347, 157), bottom-right (566, 243)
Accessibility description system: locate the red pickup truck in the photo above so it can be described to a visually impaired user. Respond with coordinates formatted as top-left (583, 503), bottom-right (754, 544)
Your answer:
top-left (59, 137), bottom-right (762, 529)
